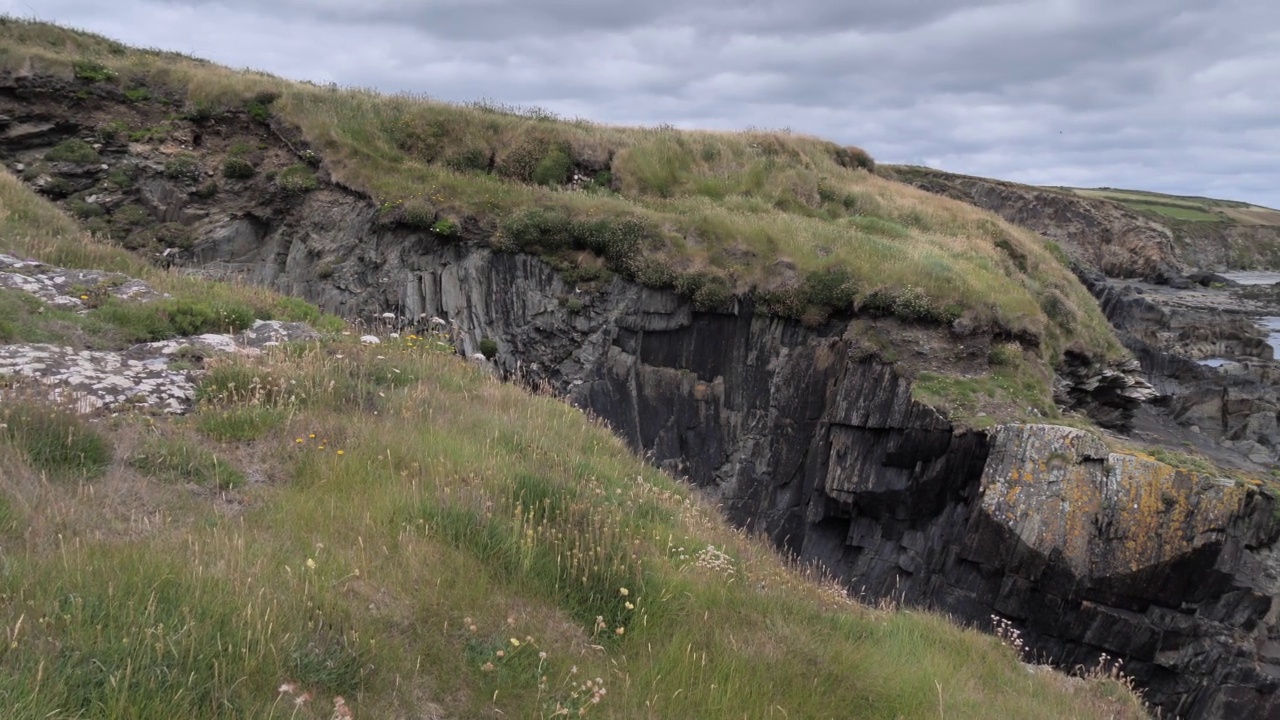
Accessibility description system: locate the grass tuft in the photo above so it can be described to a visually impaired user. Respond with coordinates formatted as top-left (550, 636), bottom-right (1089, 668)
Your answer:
top-left (0, 400), bottom-right (112, 479)
top-left (129, 436), bottom-right (246, 487)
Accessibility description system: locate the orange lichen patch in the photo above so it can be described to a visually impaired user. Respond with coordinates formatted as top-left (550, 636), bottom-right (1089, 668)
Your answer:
top-left (1101, 455), bottom-right (1245, 575)
top-left (980, 424), bottom-right (1249, 579)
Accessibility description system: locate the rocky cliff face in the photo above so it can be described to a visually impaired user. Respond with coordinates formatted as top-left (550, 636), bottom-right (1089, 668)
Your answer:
top-left (182, 203), bottom-right (1280, 716)
top-left (884, 165), bottom-right (1280, 473)
top-left (885, 166), bottom-right (1186, 281)
top-left (886, 165), bottom-right (1280, 279)
top-left (5, 76), bottom-right (1280, 718)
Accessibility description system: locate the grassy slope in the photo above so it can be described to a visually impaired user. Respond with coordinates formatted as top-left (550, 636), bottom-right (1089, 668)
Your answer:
top-left (0, 175), bottom-right (1148, 717)
top-left (0, 17), bottom-right (1122, 372)
top-left (1059, 187), bottom-right (1280, 226)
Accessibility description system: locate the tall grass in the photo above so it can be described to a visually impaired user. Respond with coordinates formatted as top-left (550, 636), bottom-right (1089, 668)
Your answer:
top-left (0, 329), bottom-right (1148, 718)
top-left (0, 400), bottom-right (112, 479)
top-left (0, 17), bottom-right (1123, 369)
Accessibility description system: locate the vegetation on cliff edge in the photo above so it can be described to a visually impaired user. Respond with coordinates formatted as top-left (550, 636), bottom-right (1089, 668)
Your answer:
top-left (0, 163), bottom-right (1148, 716)
top-left (0, 17), bottom-right (1124, 374)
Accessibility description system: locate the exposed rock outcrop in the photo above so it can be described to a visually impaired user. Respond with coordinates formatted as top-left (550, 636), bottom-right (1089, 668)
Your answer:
top-left (891, 166), bottom-right (1280, 474)
top-left (0, 251), bottom-right (320, 413)
top-left (885, 166), bottom-right (1185, 281)
top-left (190, 221), bottom-right (1280, 717)
top-left (3, 75), bottom-right (1279, 718)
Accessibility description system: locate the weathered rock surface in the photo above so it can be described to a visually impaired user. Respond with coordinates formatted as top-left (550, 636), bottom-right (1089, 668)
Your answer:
top-left (0, 244), bottom-right (320, 416)
top-left (4, 74), bottom-right (1279, 718)
top-left (0, 319), bottom-right (319, 415)
top-left (971, 426), bottom-right (1279, 719)
top-left (884, 166), bottom-right (1186, 281)
top-left (0, 343), bottom-right (194, 413)
top-left (185, 218), bottom-right (1280, 716)
top-left (0, 252), bottom-right (164, 307)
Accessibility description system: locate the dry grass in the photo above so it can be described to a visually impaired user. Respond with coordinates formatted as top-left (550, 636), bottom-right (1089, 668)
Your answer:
top-left (0, 17), bottom-right (1123, 372)
top-left (0, 164), bottom-right (1149, 717)
top-left (0, 335), bottom-right (1150, 719)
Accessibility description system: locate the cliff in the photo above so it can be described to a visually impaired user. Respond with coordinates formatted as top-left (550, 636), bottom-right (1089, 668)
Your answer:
top-left (3, 55), bottom-right (1279, 719)
top-left (884, 165), bottom-right (1280, 279)
top-left (88, 173), bottom-right (1280, 716)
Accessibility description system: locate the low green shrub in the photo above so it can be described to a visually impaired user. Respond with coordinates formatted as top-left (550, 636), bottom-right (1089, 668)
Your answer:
top-left (65, 198), bottom-right (105, 220)
top-left (431, 218), bottom-right (459, 236)
top-left (675, 271), bottom-right (734, 312)
top-left (444, 147), bottom-right (491, 173)
top-left (801, 267), bottom-right (858, 308)
top-left (164, 154), bottom-right (202, 181)
top-left (109, 204), bottom-right (152, 235)
top-left (44, 139), bottom-right (100, 164)
top-left (494, 137), bottom-right (548, 182)
top-left (498, 209), bottom-right (657, 270)
top-left (123, 221), bottom-right (196, 251)
top-left (1038, 290), bottom-right (1077, 332)
top-left (630, 256), bottom-right (678, 288)
top-left (72, 58), bottom-right (115, 82)
top-left (531, 147), bottom-right (572, 186)
top-left (277, 164), bottom-right (318, 193)
top-left (988, 342), bottom-right (1022, 367)
top-left (105, 163), bottom-right (139, 189)
top-left (246, 100), bottom-right (271, 123)
top-left (90, 298), bottom-right (257, 343)
top-left (222, 157), bottom-right (255, 179)
top-left (833, 145), bottom-right (875, 172)
top-left (182, 102), bottom-right (219, 123)
top-left (861, 285), bottom-right (961, 325)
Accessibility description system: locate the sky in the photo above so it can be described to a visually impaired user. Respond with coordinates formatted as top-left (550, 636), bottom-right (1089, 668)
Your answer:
top-left (9, 0), bottom-right (1280, 207)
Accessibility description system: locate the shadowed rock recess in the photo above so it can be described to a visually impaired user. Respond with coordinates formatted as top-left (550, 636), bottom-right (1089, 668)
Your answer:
top-left (4, 79), bottom-right (1280, 719)
top-left (187, 226), bottom-right (1280, 719)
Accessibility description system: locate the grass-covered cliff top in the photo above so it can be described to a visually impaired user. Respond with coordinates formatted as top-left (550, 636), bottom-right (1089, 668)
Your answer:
top-left (1060, 187), bottom-right (1280, 226)
top-left (0, 170), bottom-right (1146, 717)
top-left (0, 17), bottom-right (1124, 370)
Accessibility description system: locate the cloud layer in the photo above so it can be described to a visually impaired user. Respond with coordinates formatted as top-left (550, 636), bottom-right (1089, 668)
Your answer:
top-left (12, 0), bottom-right (1280, 206)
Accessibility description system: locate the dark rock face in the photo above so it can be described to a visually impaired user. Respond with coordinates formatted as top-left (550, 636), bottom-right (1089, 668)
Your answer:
top-left (186, 195), bottom-right (1280, 717)
top-left (4, 81), bottom-right (1280, 718)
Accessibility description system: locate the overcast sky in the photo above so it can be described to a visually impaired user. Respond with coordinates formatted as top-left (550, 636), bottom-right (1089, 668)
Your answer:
top-left (10, 0), bottom-right (1280, 207)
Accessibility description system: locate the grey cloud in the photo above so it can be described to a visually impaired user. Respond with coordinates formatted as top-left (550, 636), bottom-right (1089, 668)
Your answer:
top-left (8, 0), bottom-right (1280, 207)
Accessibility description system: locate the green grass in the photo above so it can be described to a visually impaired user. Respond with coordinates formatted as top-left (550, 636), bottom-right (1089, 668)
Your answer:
top-left (0, 337), bottom-right (1146, 719)
top-left (0, 16), bottom-right (1125, 376)
top-left (1113, 198), bottom-right (1222, 223)
top-left (0, 399), bottom-right (112, 479)
top-left (1064, 187), bottom-right (1280, 225)
top-left (911, 343), bottom-right (1057, 427)
top-left (196, 406), bottom-right (289, 442)
top-left (129, 436), bottom-right (246, 487)
top-left (0, 161), bottom-right (1146, 717)
top-left (0, 288), bottom-right (91, 344)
